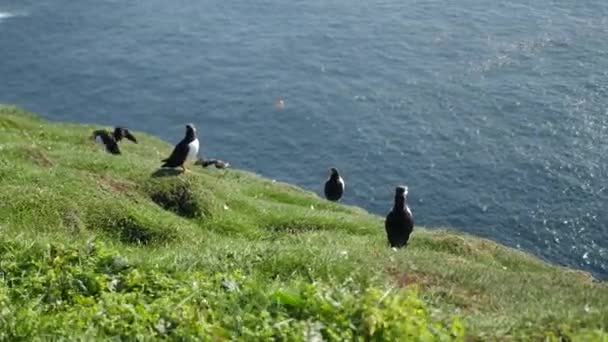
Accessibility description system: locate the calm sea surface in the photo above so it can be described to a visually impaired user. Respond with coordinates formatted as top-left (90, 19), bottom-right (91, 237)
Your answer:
top-left (1, 0), bottom-right (607, 278)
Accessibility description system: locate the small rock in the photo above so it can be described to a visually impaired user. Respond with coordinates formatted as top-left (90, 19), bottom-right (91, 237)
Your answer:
top-left (108, 278), bottom-right (120, 292)
top-left (112, 256), bottom-right (130, 270)
top-left (221, 279), bottom-right (239, 292)
top-left (304, 321), bottom-right (325, 342)
top-left (155, 318), bottom-right (169, 335)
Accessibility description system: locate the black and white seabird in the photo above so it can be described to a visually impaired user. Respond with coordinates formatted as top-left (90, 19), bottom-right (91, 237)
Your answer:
top-left (385, 186), bottom-right (414, 248)
top-left (324, 167), bottom-right (345, 201)
top-left (195, 158), bottom-right (230, 169)
top-left (92, 127), bottom-right (137, 155)
top-left (161, 124), bottom-right (199, 171)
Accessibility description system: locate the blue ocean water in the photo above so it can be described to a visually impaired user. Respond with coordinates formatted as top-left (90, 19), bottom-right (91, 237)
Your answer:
top-left (1, 0), bottom-right (607, 278)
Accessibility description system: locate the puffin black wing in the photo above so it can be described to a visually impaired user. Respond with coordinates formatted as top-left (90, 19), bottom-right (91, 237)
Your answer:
top-left (385, 186), bottom-right (414, 248)
top-left (324, 168), bottom-right (344, 201)
top-left (93, 130), bottom-right (121, 155)
top-left (385, 211), bottom-right (414, 248)
top-left (161, 141), bottom-right (189, 168)
top-left (324, 180), bottom-right (343, 201)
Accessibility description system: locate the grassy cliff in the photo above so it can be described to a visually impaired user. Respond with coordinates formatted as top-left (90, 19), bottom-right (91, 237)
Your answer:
top-left (0, 105), bottom-right (606, 341)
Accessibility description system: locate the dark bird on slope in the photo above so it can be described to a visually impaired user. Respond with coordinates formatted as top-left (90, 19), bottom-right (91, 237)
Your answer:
top-left (92, 127), bottom-right (138, 155)
top-left (195, 158), bottom-right (230, 169)
top-left (161, 124), bottom-right (199, 171)
top-left (385, 186), bottom-right (414, 248)
top-left (324, 167), bottom-right (345, 201)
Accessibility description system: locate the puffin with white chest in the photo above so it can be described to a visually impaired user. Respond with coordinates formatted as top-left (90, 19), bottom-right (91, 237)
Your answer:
top-left (161, 123), bottom-right (199, 172)
top-left (385, 185), bottom-right (414, 248)
top-left (324, 167), bottom-right (345, 201)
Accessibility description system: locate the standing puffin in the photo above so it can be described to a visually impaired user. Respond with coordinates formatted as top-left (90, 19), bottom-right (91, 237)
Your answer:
top-left (324, 167), bottom-right (345, 201)
top-left (161, 124), bottom-right (199, 171)
top-left (92, 127), bottom-right (137, 155)
top-left (385, 186), bottom-right (414, 248)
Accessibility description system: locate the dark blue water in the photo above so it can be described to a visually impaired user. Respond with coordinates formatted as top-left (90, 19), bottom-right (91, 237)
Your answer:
top-left (1, 0), bottom-right (607, 278)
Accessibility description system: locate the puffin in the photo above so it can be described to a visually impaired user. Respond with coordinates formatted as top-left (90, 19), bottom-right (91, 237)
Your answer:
top-left (92, 127), bottom-right (137, 155)
top-left (195, 158), bottom-right (230, 169)
top-left (385, 185), bottom-right (414, 248)
top-left (324, 167), bottom-right (345, 201)
top-left (161, 123), bottom-right (199, 171)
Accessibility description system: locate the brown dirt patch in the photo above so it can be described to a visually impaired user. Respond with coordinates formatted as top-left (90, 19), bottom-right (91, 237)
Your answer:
top-left (386, 266), bottom-right (437, 288)
top-left (62, 208), bottom-right (85, 234)
top-left (387, 266), bottom-right (491, 313)
top-left (395, 272), bottom-right (435, 287)
top-left (24, 146), bottom-right (54, 167)
top-left (98, 175), bottom-right (137, 194)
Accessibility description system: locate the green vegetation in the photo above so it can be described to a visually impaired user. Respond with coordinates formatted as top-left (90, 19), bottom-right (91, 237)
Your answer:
top-left (0, 105), bottom-right (606, 340)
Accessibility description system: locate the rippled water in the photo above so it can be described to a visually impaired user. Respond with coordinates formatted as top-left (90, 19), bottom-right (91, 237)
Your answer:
top-left (1, 0), bottom-right (607, 278)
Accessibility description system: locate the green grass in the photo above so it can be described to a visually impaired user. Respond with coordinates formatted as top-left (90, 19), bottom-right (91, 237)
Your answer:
top-left (0, 105), bottom-right (606, 341)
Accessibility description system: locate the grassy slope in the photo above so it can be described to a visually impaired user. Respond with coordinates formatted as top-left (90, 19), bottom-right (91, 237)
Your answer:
top-left (0, 105), bottom-right (606, 341)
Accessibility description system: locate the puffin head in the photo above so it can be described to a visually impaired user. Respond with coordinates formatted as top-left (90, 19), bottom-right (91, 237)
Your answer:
top-left (329, 167), bottom-right (339, 178)
top-left (114, 127), bottom-right (137, 143)
top-left (395, 185), bottom-right (408, 198)
top-left (185, 124), bottom-right (197, 138)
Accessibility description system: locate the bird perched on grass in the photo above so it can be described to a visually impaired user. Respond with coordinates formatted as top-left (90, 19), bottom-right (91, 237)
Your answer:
top-left (385, 186), bottom-right (414, 248)
top-left (324, 167), bottom-right (344, 201)
top-left (92, 127), bottom-right (137, 155)
top-left (161, 124), bottom-right (199, 172)
top-left (195, 158), bottom-right (230, 169)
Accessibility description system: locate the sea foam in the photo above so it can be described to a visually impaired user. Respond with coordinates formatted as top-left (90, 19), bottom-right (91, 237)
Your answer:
top-left (0, 12), bottom-right (24, 22)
